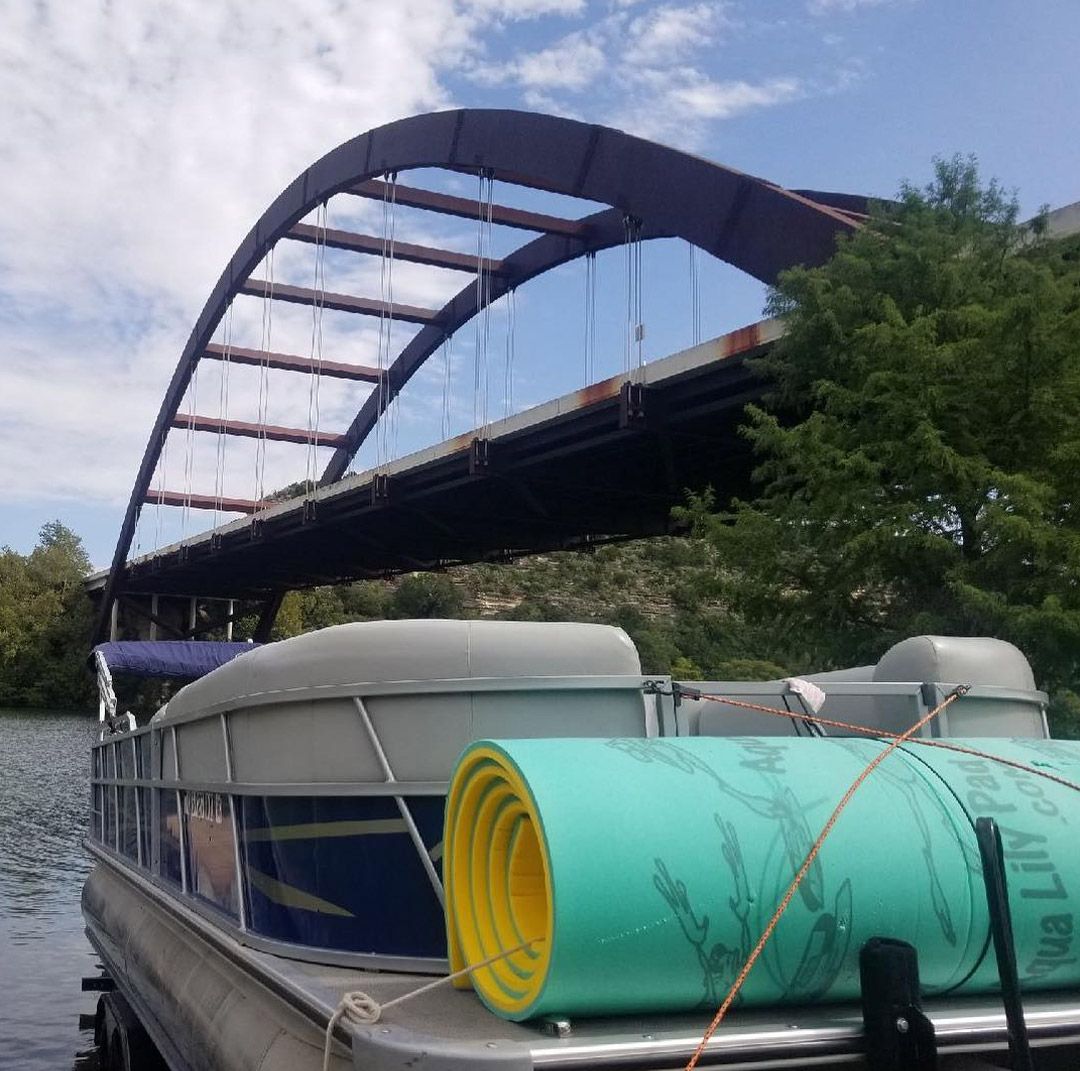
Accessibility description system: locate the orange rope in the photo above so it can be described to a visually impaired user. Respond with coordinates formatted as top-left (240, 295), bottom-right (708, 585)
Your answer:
top-left (683, 686), bottom-right (968, 1071)
top-left (689, 691), bottom-right (1080, 795)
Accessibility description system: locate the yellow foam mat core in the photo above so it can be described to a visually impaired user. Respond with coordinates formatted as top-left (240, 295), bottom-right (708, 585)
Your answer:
top-left (444, 747), bottom-right (553, 1015)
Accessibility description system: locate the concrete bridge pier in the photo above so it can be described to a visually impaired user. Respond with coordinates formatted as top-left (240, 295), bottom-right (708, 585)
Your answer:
top-left (89, 582), bottom-right (237, 643)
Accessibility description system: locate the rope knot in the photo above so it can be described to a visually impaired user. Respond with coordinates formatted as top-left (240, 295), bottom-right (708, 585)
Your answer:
top-left (339, 991), bottom-right (382, 1025)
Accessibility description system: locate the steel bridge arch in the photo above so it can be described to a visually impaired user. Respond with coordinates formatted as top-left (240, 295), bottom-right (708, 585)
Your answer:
top-left (98, 108), bottom-right (864, 637)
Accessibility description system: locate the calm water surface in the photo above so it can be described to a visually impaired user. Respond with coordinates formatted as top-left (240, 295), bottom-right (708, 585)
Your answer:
top-left (0, 709), bottom-right (101, 1069)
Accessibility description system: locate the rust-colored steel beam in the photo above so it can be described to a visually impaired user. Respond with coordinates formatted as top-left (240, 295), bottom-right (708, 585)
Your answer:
top-left (239, 279), bottom-right (441, 325)
top-left (349, 179), bottom-right (589, 238)
top-left (170, 413), bottom-right (348, 448)
top-left (288, 222), bottom-right (506, 275)
top-left (203, 342), bottom-right (380, 383)
top-left (144, 489), bottom-right (259, 514)
top-left (792, 189), bottom-right (874, 218)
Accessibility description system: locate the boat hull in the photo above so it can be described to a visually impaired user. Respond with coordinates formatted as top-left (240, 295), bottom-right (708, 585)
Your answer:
top-left (82, 861), bottom-right (348, 1071)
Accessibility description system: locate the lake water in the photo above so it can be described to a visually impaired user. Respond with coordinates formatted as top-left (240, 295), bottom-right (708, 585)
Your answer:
top-left (0, 708), bottom-right (102, 1070)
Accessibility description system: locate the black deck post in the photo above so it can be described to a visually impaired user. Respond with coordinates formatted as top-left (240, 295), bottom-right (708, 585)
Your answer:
top-left (860, 937), bottom-right (938, 1070)
top-left (976, 816), bottom-right (1035, 1071)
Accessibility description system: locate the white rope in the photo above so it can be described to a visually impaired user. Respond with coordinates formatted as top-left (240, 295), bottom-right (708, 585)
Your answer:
top-left (321, 937), bottom-right (541, 1071)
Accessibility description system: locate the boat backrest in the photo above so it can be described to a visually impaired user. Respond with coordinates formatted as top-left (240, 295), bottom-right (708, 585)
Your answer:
top-left (682, 635), bottom-right (1049, 739)
top-left (156, 619), bottom-right (649, 784)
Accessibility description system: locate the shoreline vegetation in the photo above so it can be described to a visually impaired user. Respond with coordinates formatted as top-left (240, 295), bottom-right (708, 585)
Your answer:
top-left (4, 159), bottom-right (1078, 737)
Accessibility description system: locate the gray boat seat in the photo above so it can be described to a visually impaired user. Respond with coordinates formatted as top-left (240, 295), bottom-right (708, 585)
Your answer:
top-left (685, 635), bottom-right (1048, 740)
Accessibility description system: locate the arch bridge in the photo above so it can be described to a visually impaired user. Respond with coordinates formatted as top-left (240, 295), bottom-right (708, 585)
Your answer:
top-left (91, 109), bottom-right (870, 641)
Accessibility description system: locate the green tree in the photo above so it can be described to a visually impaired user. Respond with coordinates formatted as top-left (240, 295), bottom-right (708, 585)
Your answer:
top-left (386, 574), bottom-right (465, 619)
top-left (682, 157), bottom-right (1080, 726)
top-left (0, 522), bottom-right (94, 708)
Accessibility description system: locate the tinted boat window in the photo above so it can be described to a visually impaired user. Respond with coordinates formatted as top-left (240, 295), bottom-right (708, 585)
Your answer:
top-left (183, 791), bottom-right (239, 918)
top-left (121, 787), bottom-right (139, 861)
top-left (139, 788), bottom-right (152, 868)
top-left (239, 795), bottom-right (446, 958)
top-left (91, 783), bottom-right (103, 841)
top-left (120, 739), bottom-right (135, 780)
top-left (159, 789), bottom-right (183, 885)
top-left (138, 733), bottom-right (151, 779)
top-left (103, 785), bottom-right (116, 850)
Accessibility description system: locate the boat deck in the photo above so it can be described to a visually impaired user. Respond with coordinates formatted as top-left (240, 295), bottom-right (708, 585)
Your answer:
top-left (87, 849), bottom-right (1080, 1071)
top-left (274, 953), bottom-right (1080, 1069)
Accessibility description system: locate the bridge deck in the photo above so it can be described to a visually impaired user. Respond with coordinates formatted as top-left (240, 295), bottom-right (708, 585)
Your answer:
top-left (102, 320), bottom-right (782, 601)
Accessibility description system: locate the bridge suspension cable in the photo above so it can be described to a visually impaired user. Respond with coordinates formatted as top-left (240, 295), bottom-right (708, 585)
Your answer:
top-left (213, 304), bottom-right (235, 529)
top-left (690, 245), bottom-right (702, 346)
top-left (181, 361), bottom-right (200, 540)
top-left (305, 201), bottom-right (329, 494)
top-left (154, 430), bottom-right (168, 551)
top-left (131, 503), bottom-right (143, 562)
top-left (253, 246), bottom-right (277, 510)
top-left (376, 174), bottom-right (398, 470)
top-left (441, 332), bottom-right (454, 441)
top-left (583, 251), bottom-right (597, 384)
top-left (474, 170), bottom-right (495, 434)
top-left (623, 215), bottom-right (645, 378)
top-left (503, 287), bottom-right (516, 418)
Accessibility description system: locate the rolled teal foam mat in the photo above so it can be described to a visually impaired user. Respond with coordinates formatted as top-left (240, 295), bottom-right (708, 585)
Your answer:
top-left (443, 737), bottom-right (1080, 1021)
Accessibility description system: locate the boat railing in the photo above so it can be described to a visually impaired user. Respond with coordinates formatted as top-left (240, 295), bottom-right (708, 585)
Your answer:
top-left (86, 668), bottom-right (1048, 975)
top-left (87, 672), bottom-right (668, 974)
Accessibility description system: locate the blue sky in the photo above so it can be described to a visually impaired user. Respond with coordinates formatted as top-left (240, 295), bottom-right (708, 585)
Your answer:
top-left (1, 0), bottom-right (1078, 569)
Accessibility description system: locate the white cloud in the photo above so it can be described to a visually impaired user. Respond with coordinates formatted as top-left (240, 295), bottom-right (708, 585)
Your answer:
top-left (464, 3), bottom-right (815, 146)
top-left (807, 0), bottom-right (894, 13)
top-left (668, 75), bottom-right (803, 119)
top-left (0, 0), bottom-right (862, 561)
top-left (624, 3), bottom-right (729, 66)
top-left (472, 31), bottom-right (606, 89)
top-left (0, 0), bottom-right (576, 529)
top-left (466, 0), bottom-right (586, 15)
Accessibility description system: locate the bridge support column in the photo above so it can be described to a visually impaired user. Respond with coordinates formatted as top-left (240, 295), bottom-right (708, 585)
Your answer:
top-left (252, 592), bottom-right (285, 644)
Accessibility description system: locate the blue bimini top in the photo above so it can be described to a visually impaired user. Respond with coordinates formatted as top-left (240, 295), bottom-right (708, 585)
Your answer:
top-left (90, 640), bottom-right (259, 680)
